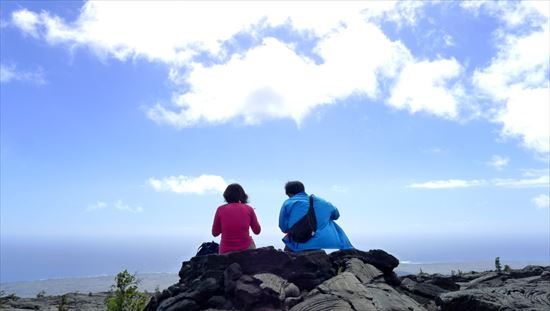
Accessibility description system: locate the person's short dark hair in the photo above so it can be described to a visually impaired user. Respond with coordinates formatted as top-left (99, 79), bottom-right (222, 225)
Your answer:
top-left (285, 181), bottom-right (305, 197)
top-left (223, 183), bottom-right (249, 204)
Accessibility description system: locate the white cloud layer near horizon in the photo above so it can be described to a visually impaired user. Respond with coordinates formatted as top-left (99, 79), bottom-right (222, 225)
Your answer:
top-left (409, 173), bottom-right (549, 189)
top-left (9, 1), bottom-right (550, 155)
top-left (149, 174), bottom-right (228, 194)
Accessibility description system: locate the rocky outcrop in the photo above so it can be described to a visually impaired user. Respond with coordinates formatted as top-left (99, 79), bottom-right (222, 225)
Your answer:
top-left (0, 292), bottom-right (111, 311)
top-left (435, 267), bottom-right (550, 311)
top-left (144, 247), bottom-right (550, 311)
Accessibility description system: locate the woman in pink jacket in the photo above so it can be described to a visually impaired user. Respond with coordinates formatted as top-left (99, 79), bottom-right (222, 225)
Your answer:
top-left (212, 183), bottom-right (261, 254)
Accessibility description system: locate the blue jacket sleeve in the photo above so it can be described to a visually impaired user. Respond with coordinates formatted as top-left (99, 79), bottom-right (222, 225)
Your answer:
top-left (279, 203), bottom-right (288, 233)
top-left (329, 202), bottom-right (340, 220)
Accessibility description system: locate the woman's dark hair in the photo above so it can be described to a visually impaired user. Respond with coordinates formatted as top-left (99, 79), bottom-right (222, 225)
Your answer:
top-left (223, 183), bottom-right (249, 204)
top-left (285, 181), bottom-right (305, 197)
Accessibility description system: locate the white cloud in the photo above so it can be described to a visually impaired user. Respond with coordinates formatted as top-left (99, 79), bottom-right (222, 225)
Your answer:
top-left (409, 172), bottom-right (549, 189)
top-left (86, 200), bottom-right (142, 213)
top-left (388, 58), bottom-right (464, 119)
top-left (443, 34), bottom-right (455, 47)
top-left (492, 175), bottom-right (549, 188)
top-left (9, 1), bottom-right (420, 64)
top-left (11, 1), bottom-right (449, 128)
top-left (10, 1), bottom-right (546, 159)
top-left (11, 9), bottom-right (40, 38)
top-left (532, 194), bottom-right (550, 209)
top-left (86, 201), bottom-right (107, 211)
top-left (0, 64), bottom-right (46, 84)
top-left (470, 1), bottom-right (550, 155)
top-left (488, 155), bottom-right (510, 170)
top-left (409, 179), bottom-right (486, 189)
top-left (149, 174), bottom-right (228, 194)
top-left (113, 200), bottom-right (143, 213)
top-left (461, 1), bottom-right (549, 27)
top-left (148, 20), bottom-right (414, 126)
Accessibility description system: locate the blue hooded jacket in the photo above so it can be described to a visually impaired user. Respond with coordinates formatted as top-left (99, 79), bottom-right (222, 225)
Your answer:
top-left (279, 192), bottom-right (353, 251)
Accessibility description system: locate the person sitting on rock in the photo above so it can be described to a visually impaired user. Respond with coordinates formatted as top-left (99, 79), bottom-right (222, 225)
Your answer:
top-left (212, 183), bottom-right (262, 254)
top-left (279, 181), bottom-right (353, 252)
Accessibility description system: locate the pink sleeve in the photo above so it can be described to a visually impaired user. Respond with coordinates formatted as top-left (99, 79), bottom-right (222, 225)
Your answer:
top-left (249, 206), bottom-right (261, 235)
top-left (212, 207), bottom-right (222, 237)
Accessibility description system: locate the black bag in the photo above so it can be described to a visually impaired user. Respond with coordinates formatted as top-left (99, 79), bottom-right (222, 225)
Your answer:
top-left (287, 195), bottom-right (317, 243)
top-left (196, 241), bottom-right (219, 256)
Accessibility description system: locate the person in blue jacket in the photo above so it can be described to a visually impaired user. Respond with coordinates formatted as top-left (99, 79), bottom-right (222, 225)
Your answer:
top-left (279, 181), bottom-right (354, 252)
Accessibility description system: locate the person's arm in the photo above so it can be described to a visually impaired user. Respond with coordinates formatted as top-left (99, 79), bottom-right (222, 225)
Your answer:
top-left (249, 206), bottom-right (261, 235)
top-left (278, 203), bottom-right (289, 233)
top-left (328, 201), bottom-right (340, 220)
top-left (212, 207), bottom-right (222, 237)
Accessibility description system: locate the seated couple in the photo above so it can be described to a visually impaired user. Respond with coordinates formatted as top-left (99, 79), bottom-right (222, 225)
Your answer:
top-left (212, 181), bottom-right (353, 254)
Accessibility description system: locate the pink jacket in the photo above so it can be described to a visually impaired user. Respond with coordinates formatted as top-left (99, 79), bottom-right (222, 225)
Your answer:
top-left (212, 203), bottom-right (261, 254)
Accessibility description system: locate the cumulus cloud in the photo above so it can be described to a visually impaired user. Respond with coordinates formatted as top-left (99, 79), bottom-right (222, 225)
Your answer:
top-left (149, 174), bottom-right (228, 194)
top-left (10, 1), bottom-right (462, 128)
top-left (0, 64), bottom-right (46, 84)
top-left (148, 19), bottom-right (417, 126)
top-left (488, 155), bottom-right (510, 170)
top-left (8, 2), bottom-right (420, 64)
top-left (11, 9), bottom-right (41, 38)
top-left (469, 1), bottom-right (550, 155)
top-left (532, 194), bottom-right (550, 209)
top-left (86, 200), bottom-right (142, 213)
top-left (8, 1), bottom-right (548, 158)
top-left (387, 58), bottom-right (464, 119)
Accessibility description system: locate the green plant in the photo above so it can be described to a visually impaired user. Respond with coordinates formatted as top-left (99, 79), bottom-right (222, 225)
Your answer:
top-left (36, 290), bottom-right (46, 298)
top-left (504, 264), bottom-right (512, 273)
top-left (106, 270), bottom-right (148, 311)
top-left (58, 294), bottom-right (68, 311)
top-left (495, 257), bottom-right (502, 272)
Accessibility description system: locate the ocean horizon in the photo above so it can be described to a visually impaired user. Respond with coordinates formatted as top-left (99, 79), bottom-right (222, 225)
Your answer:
top-left (0, 235), bottom-right (550, 290)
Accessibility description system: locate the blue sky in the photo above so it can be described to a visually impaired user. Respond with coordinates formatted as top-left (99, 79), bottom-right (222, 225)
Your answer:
top-left (1, 1), bottom-right (549, 274)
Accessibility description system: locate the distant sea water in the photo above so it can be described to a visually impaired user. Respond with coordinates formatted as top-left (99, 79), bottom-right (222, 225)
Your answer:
top-left (1, 234), bottom-right (548, 297)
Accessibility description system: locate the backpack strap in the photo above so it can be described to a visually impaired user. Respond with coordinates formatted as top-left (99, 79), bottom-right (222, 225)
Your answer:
top-left (308, 195), bottom-right (317, 232)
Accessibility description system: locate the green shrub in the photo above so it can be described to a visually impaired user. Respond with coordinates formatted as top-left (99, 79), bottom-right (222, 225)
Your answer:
top-left (495, 257), bottom-right (502, 272)
top-left (106, 270), bottom-right (148, 311)
top-left (504, 264), bottom-right (512, 273)
top-left (58, 294), bottom-right (68, 311)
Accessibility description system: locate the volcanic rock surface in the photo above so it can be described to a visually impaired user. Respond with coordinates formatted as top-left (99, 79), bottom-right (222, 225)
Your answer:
top-left (144, 247), bottom-right (550, 311)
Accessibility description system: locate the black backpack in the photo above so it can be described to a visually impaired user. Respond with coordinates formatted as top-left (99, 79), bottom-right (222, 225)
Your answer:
top-left (287, 195), bottom-right (317, 243)
top-left (196, 241), bottom-right (219, 256)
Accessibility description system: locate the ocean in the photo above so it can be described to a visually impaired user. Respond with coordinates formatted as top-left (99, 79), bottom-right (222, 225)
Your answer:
top-left (1, 234), bottom-right (548, 297)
